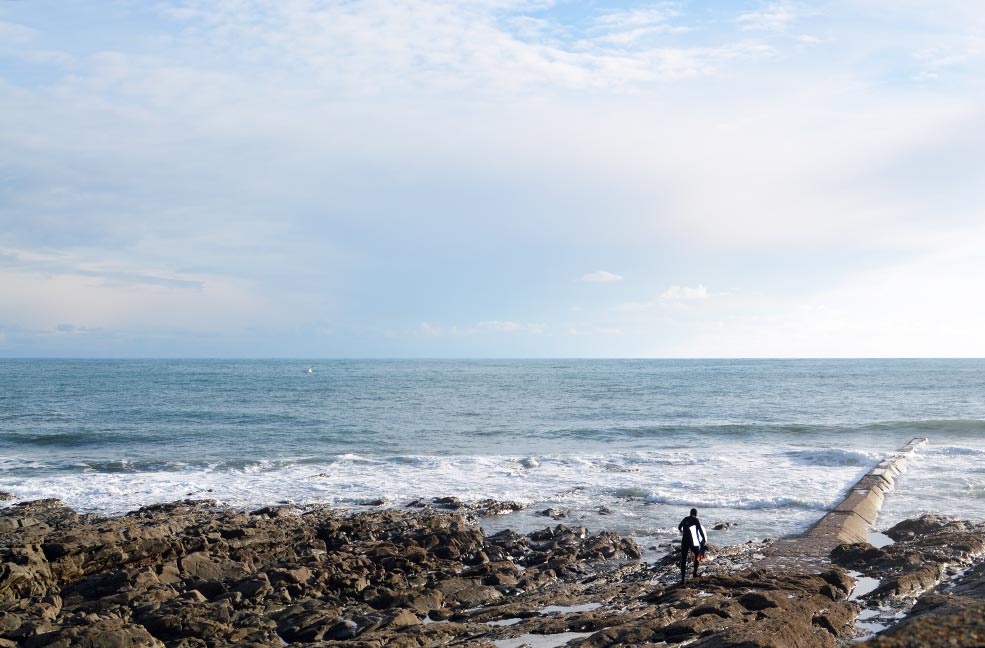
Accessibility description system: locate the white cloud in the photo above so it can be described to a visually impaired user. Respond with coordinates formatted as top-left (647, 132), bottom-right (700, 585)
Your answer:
top-left (0, 265), bottom-right (283, 334)
top-left (476, 320), bottom-right (546, 334)
top-left (567, 327), bottom-right (624, 336)
top-left (0, 247), bottom-right (204, 289)
top-left (131, 0), bottom-right (773, 96)
top-left (682, 239), bottom-right (985, 358)
top-left (418, 322), bottom-right (444, 337)
top-left (737, 2), bottom-right (799, 32)
top-left (911, 45), bottom-right (984, 82)
top-left (660, 284), bottom-right (708, 301)
top-left (596, 327), bottom-right (624, 335)
top-left (611, 284), bottom-right (708, 314)
top-left (581, 270), bottom-right (624, 283)
top-left (4, 1), bottom-right (985, 357)
top-left (477, 320), bottom-right (524, 332)
top-left (418, 321), bottom-right (545, 336)
top-left (614, 301), bottom-right (652, 313)
top-left (596, 6), bottom-right (681, 30)
top-left (0, 20), bottom-right (38, 44)
top-left (591, 5), bottom-right (689, 46)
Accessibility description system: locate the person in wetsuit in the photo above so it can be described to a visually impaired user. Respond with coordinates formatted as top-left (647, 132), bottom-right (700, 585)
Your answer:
top-left (677, 508), bottom-right (706, 583)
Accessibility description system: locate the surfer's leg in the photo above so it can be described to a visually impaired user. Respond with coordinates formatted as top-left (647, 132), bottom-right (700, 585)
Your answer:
top-left (679, 545), bottom-right (687, 583)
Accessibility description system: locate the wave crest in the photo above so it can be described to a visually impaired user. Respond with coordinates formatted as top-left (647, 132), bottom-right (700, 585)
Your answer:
top-left (785, 448), bottom-right (876, 467)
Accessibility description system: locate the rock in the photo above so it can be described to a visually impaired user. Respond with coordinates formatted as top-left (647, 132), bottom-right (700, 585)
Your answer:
top-left (432, 497), bottom-right (463, 509)
top-left (0, 494), bottom-right (14, 503)
top-left (830, 542), bottom-right (889, 568)
top-left (833, 517), bottom-right (985, 606)
top-left (538, 508), bottom-right (569, 520)
top-left (854, 547), bottom-right (985, 647)
top-left (4, 497), bottom-right (974, 648)
top-left (329, 618), bottom-right (359, 639)
top-left (713, 522), bottom-right (734, 531)
top-left (178, 552), bottom-right (222, 582)
top-left (24, 617), bottom-right (166, 648)
top-left (858, 601), bottom-right (985, 647)
top-left (382, 608), bottom-right (419, 628)
top-left (883, 515), bottom-right (957, 541)
top-left (14, 499), bottom-right (66, 510)
top-left (249, 505), bottom-right (297, 518)
top-left (737, 591), bottom-right (783, 610)
top-left (232, 574), bottom-right (272, 599)
top-left (469, 499), bottom-right (525, 518)
top-left (870, 565), bottom-right (943, 601)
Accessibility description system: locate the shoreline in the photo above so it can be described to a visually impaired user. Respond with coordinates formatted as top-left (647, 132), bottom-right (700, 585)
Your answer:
top-left (2, 496), bottom-right (983, 648)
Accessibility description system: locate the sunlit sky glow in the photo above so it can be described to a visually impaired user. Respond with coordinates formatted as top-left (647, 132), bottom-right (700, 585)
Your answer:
top-left (2, 0), bottom-right (984, 358)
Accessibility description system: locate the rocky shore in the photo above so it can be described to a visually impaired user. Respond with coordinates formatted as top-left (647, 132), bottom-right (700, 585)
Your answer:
top-left (1, 497), bottom-right (983, 648)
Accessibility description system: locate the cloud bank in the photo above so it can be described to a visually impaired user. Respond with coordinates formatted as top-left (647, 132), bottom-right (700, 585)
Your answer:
top-left (2, 1), bottom-right (985, 357)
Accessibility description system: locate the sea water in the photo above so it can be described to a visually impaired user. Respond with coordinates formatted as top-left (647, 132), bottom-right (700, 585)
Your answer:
top-left (1, 359), bottom-right (983, 548)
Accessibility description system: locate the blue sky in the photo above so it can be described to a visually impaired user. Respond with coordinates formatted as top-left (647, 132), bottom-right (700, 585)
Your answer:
top-left (1, 0), bottom-right (984, 358)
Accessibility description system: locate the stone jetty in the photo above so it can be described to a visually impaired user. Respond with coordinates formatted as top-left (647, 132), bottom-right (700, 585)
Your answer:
top-left (758, 437), bottom-right (928, 572)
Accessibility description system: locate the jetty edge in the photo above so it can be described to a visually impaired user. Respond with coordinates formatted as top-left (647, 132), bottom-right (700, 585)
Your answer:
top-left (758, 437), bottom-right (928, 571)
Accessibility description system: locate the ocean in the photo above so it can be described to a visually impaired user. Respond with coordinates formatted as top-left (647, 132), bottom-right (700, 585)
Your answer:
top-left (2, 359), bottom-right (984, 551)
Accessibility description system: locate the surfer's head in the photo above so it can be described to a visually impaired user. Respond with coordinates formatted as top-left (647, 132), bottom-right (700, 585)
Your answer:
top-left (690, 508), bottom-right (697, 516)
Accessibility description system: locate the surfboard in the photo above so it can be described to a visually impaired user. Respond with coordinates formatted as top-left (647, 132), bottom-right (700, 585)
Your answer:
top-left (689, 524), bottom-right (701, 546)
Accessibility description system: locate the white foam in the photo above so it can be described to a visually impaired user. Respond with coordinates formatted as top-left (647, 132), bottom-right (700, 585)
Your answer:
top-left (786, 448), bottom-right (878, 467)
top-left (877, 441), bottom-right (985, 530)
top-left (928, 445), bottom-right (985, 457)
top-left (3, 434), bottom-right (981, 548)
top-left (0, 442), bottom-right (871, 545)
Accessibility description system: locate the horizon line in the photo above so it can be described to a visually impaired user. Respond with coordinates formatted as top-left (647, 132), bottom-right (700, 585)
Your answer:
top-left (2, 356), bottom-right (985, 361)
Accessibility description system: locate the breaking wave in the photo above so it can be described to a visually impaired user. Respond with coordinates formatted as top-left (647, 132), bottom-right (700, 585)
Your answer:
top-left (785, 448), bottom-right (877, 467)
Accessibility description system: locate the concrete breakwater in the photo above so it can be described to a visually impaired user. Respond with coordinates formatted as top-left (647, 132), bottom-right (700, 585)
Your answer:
top-left (758, 437), bottom-right (928, 572)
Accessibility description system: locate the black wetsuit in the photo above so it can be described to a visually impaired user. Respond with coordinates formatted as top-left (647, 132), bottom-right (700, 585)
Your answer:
top-left (677, 515), bottom-right (706, 581)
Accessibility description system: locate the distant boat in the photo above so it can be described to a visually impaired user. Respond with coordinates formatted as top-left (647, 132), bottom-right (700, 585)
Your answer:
top-left (306, 367), bottom-right (313, 374)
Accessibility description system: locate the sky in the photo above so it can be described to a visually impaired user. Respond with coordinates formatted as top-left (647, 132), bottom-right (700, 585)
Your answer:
top-left (1, 0), bottom-right (984, 358)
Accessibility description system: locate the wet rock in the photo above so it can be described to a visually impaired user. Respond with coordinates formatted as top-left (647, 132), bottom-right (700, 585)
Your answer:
top-left (24, 617), bottom-right (166, 648)
top-left (14, 499), bottom-right (66, 510)
top-left (830, 542), bottom-right (889, 568)
top-left (3, 497), bottom-right (973, 648)
top-left (432, 496), bottom-right (463, 509)
top-left (538, 508), bottom-right (569, 520)
top-left (856, 545), bottom-right (985, 647)
top-left (0, 494), bottom-right (14, 503)
top-left (833, 516), bottom-right (985, 607)
top-left (249, 504), bottom-right (297, 518)
top-left (469, 499), bottom-right (526, 518)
